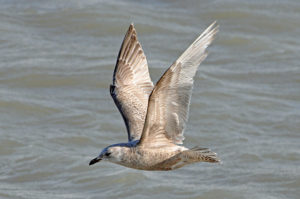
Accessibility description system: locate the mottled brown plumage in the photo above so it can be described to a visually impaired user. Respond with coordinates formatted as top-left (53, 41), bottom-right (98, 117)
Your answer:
top-left (110, 23), bottom-right (153, 141)
top-left (89, 22), bottom-right (220, 170)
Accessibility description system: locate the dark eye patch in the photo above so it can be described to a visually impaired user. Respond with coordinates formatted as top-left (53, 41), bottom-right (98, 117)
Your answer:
top-left (105, 152), bottom-right (111, 156)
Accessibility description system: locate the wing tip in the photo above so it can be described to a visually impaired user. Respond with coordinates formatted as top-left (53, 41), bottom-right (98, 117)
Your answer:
top-left (200, 20), bottom-right (219, 40)
top-left (209, 20), bottom-right (219, 36)
top-left (128, 23), bottom-right (137, 37)
top-left (209, 20), bottom-right (218, 29)
top-left (127, 23), bottom-right (135, 34)
top-left (129, 22), bottom-right (135, 30)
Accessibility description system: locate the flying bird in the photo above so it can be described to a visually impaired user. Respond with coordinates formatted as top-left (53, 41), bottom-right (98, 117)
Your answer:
top-left (89, 22), bottom-right (220, 170)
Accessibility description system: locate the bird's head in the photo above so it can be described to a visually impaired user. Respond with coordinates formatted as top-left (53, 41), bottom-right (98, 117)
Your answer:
top-left (89, 145), bottom-right (123, 166)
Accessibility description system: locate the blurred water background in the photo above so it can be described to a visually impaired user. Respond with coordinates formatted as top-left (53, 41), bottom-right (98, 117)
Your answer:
top-left (1, 0), bottom-right (300, 198)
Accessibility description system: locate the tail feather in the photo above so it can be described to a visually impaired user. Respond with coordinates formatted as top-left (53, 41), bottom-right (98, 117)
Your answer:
top-left (189, 146), bottom-right (220, 163)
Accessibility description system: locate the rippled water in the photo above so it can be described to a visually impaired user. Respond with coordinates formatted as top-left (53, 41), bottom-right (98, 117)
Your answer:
top-left (1, 0), bottom-right (300, 198)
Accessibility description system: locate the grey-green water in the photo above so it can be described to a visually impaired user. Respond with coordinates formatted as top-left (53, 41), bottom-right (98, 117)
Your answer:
top-left (1, 0), bottom-right (300, 198)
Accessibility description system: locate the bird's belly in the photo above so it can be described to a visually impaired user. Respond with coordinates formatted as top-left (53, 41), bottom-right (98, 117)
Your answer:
top-left (117, 147), bottom-right (187, 171)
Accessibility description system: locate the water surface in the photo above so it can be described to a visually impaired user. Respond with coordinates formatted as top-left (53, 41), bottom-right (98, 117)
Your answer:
top-left (1, 0), bottom-right (300, 198)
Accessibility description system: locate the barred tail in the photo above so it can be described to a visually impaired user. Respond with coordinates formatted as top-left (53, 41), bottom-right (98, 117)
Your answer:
top-left (189, 146), bottom-right (220, 163)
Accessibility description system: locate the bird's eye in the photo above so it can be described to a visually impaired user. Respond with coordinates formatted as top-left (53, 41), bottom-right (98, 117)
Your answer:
top-left (105, 152), bottom-right (111, 156)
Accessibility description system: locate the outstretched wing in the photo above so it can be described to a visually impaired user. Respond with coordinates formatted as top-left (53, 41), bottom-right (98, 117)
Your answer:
top-left (110, 24), bottom-right (154, 141)
top-left (139, 22), bottom-right (218, 147)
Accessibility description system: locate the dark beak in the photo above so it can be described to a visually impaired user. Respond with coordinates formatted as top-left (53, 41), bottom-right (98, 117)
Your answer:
top-left (89, 157), bottom-right (102, 166)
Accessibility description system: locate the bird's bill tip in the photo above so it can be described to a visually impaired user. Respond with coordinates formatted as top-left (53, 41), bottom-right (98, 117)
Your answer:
top-left (89, 157), bottom-right (102, 166)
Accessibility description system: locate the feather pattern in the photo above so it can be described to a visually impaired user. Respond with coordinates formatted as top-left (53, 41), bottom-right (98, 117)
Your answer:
top-left (111, 24), bottom-right (153, 141)
top-left (139, 21), bottom-right (219, 147)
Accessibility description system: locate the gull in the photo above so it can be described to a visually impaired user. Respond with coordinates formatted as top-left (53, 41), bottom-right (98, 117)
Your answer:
top-left (89, 22), bottom-right (220, 170)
